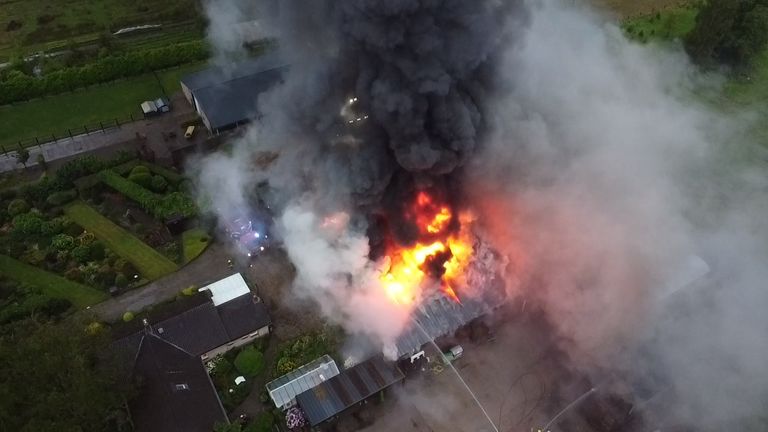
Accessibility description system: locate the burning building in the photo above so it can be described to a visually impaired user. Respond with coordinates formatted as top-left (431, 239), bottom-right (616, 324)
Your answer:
top-left (197, 0), bottom-right (520, 356)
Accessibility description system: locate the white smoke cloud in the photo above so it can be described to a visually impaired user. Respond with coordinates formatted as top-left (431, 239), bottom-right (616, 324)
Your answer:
top-left (468, 1), bottom-right (768, 428)
top-left (277, 202), bottom-right (411, 352)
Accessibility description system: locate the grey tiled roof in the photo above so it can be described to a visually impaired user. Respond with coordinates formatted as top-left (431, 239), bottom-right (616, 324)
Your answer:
top-left (296, 357), bottom-right (404, 426)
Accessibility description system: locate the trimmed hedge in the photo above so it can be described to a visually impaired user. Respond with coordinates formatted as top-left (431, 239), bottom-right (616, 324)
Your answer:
top-left (99, 170), bottom-right (196, 220)
top-left (0, 41), bottom-right (208, 105)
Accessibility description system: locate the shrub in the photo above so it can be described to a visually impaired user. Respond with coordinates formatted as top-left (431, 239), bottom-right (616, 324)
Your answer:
top-left (100, 170), bottom-right (196, 219)
top-left (46, 190), bottom-right (78, 206)
top-left (181, 285), bottom-right (198, 296)
top-left (234, 347), bottom-right (265, 377)
top-left (71, 245), bottom-right (92, 263)
top-left (7, 198), bottom-right (29, 216)
top-left (90, 241), bottom-right (106, 260)
top-left (150, 175), bottom-right (168, 193)
top-left (51, 234), bottom-right (76, 251)
top-left (114, 273), bottom-right (128, 288)
top-left (122, 311), bottom-right (135, 322)
top-left (130, 165), bottom-right (150, 176)
top-left (11, 213), bottom-right (44, 237)
top-left (64, 267), bottom-right (83, 282)
top-left (250, 412), bottom-right (275, 432)
top-left (128, 172), bottom-right (152, 188)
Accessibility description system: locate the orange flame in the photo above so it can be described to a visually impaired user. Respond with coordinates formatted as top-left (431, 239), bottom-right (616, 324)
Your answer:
top-left (380, 192), bottom-right (473, 305)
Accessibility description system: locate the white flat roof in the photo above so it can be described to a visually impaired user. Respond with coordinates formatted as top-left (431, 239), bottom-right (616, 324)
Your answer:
top-left (199, 273), bottom-right (251, 306)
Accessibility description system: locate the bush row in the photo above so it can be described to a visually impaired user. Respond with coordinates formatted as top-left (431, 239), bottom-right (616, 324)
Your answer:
top-left (99, 170), bottom-right (196, 220)
top-left (0, 41), bottom-right (208, 105)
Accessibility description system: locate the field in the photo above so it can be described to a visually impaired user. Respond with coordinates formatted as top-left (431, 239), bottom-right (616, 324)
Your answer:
top-left (64, 202), bottom-right (179, 280)
top-left (0, 0), bottom-right (201, 61)
top-left (0, 254), bottom-right (107, 307)
top-left (0, 62), bottom-right (206, 149)
top-left (622, 5), bottom-right (697, 41)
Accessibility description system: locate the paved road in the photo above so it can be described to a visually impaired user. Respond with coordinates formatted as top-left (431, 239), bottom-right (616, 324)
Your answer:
top-left (92, 241), bottom-right (233, 322)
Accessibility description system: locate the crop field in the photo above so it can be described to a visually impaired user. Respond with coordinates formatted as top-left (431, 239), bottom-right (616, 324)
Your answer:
top-left (64, 202), bottom-right (179, 280)
top-left (0, 254), bottom-right (107, 307)
top-left (0, 0), bottom-right (201, 61)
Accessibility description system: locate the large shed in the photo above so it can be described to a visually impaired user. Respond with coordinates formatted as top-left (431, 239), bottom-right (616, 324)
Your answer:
top-left (295, 356), bottom-right (404, 427)
top-left (180, 55), bottom-right (287, 133)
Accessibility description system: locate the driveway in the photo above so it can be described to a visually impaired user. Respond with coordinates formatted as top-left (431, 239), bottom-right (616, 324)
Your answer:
top-left (92, 240), bottom-right (233, 321)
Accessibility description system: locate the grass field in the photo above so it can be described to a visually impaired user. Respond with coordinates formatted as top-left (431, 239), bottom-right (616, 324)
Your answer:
top-left (0, 0), bottom-right (200, 60)
top-left (181, 228), bottom-right (210, 264)
top-left (64, 202), bottom-right (179, 280)
top-left (592, 0), bottom-right (690, 18)
top-left (0, 254), bottom-right (107, 307)
top-left (0, 62), bottom-right (207, 149)
top-left (622, 6), bottom-right (697, 41)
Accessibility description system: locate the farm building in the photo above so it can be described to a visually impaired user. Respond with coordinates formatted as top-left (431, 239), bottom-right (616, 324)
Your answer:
top-left (295, 356), bottom-right (404, 429)
top-left (180, 55), bottom-right (287, 133)
top-left (266, 354), bottom-right (341, 410)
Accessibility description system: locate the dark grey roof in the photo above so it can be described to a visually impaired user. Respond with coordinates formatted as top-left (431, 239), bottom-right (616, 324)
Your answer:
top-left (154, 302), bottom-right (230, 356)
top-left (296, 357), bottom-right (404, 426)
top-left (217, 294), bottom-right (271, 339)
top-left (130, 335), bottom-right (227, 432)
top-left (181, 55), bottom-right (287, 131)
top-left (394, 287), bottom-right (506, 358)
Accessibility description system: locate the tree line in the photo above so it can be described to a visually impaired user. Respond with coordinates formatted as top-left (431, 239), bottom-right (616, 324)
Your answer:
top-left (0, 41), bottom-right (208, 105)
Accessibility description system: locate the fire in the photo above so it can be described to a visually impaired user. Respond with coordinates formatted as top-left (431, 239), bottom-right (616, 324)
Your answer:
top-left (380, 192), bottom-right (473, 305)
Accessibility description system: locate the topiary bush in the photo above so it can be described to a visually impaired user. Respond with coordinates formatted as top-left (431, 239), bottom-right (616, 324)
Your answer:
top-left (71, 244), bottom-right (92, 263)
top-left (7, 198), bottom-right (29, 216)
top-left (51, 234), bottom-right (76, 251)
top-left (122, 311), bottom-right (135, 322)
top-left (128, 172), bottom-right (153, 188)
top-left (150, 175), bottom-right (168, 193)
top-left (114, 273), bottom-right (128, 288)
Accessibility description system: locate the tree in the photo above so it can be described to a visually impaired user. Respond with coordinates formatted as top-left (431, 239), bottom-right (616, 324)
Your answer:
top-left (0, 316), bottom-right (132, 431)
top-left (15, 147), bottom-right (30, 168)
top-left (686, 0), bottom-right (768, 67)
top-left (7, 198), bottom-right (29, 216)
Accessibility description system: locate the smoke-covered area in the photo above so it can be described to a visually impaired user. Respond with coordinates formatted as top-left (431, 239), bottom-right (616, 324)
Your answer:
top-left (468, 2), bottom-right (768, 429)
top-left (195, 0), bottom-right (768, 429)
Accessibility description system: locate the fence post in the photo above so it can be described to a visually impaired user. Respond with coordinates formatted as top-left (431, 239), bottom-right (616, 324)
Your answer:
top-left (100, 121), bottom-right (104, 133)
top-left (35, 136), bottom-right (39, 145)
top-left (18, 142), bottom-right (22, 150)
top-left (84, 125), bottom-right (89, 134)
top-left (52, 133), bottom-right (56, 142)
top-left (130, 113), bottom-right (134, 122)
top-left (115, 118), bottom-right (120, 128)
top-left (68, 129), bottom-right (73, 139)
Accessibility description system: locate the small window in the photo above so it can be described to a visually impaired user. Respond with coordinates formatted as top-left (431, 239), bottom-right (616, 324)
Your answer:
top-left (174, 383), bottom-right (189, 391)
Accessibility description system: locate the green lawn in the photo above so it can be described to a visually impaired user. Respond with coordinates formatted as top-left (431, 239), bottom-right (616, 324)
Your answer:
top-left (0, 62), bottom-right (207, 150)
top-left (181, 227), bottom-right (210, 264)
top-left (623, 6), bottom-right (697, 42)
top-left (0, 254), bottom-right (106, 307)
top-left (64, 202), bottom-right (178, 280)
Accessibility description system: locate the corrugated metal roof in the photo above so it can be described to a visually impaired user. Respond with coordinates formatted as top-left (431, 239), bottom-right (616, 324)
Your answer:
top-left (296, 357), bottom-right (404, 426)
top-left (266, 355), bottom-right (340, 410)
top-left (394, 289), bottom-right (505, 358)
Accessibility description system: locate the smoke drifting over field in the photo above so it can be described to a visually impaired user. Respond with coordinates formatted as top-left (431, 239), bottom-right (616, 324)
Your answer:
top-left (196, 0), bottom-right (768, 429)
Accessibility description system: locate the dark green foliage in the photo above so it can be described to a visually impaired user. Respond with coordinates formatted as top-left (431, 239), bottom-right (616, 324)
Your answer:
top-left (0, 41), bottom-right (208, 104)
top-left (7, 198), bottom-right (29, 216)
top-left (276, 328), bottom-right (341, 375)
top-left (15, 148), bottom-right (30, 167)
top-left (36, 153), bottom-right (47, 171)
top-left (100, 170), bottom-right (196, 219)
top-left (0, 316), bottom-right (132, 431)
top-left (90, 241), bottom-right (106, 260)
top-left (686, 0), bottom-right (768, 67)
top-left (114, 273), bottom-right (128, 288)
top-left (251, 412), bottom-right (275, 432)
top-left (46, 189), bottom-right (78, 206)
top-left (11, 212), bottom-right (44, 237)
top-left (0, 285), bottom-right (72, 325)
top-left (71, 244), bottom-right (92, 263)
top-left (51, 234), bottom-right (76, 251)
top-left (129, 165), bottom-right (150, 176)
top-left (150, 175), bottom-right (168, 192)
top-left (128, 172), bottom-right (152, 188)
top-left (234, 346), bottom-right (265, 377)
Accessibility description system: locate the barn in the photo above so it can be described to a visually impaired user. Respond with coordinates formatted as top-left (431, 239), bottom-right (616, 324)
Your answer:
top-left (180, 55), bottom-right (287, 134)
